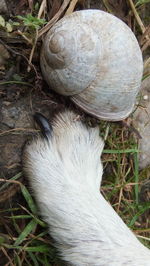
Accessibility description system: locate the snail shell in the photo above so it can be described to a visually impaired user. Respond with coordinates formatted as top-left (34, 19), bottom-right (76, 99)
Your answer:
top-left (40, 10), bottom-right (143, 121)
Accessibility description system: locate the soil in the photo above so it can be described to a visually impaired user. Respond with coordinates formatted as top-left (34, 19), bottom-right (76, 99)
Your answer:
top-left (0, 86), bottom-right (66, 178)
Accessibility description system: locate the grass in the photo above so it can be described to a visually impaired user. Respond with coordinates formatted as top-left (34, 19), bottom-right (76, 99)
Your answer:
top-left (101, 121), bottom-right (150, 249)
top-left (0, 175), bottom-right (62, 265)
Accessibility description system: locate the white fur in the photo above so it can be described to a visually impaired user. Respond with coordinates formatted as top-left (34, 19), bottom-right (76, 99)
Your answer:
top-left (23, 111), bottom-right (150, 265)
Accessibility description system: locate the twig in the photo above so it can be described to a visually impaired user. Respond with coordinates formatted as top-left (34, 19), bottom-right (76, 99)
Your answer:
top-left (128, 0), bottom-right (146, 34)
top-left (142, 38), bottom-right (150, 52)
top-left (128, 0), bottom-right (150, 49)
top-left (28, 0), bottom-right (34, 11)
top-left (0, 39), bottom-right (39, 78)
top-left (0, 178), bottom-right (23, 186)
top-left (38, 0), bottom-right (71, 38)
top-left (141, 25), bottom-right (150, 42)
top-left (17, 30), bottom-right (33, 45)
top-left (141, 25), bottom-right (150, 51)
top-left (144, 57), bottom-right (150, 70)
top-left (137, 235), bottom-right (150, 242)
top-left (1, 247), bottom-right (14, 266)
top-left (104, 124), bottom-right (110, 141)
top-left (38, 0), bottom-right (47, 19)
top-left (27, 28), bottom-right (38, 72)
top-left (27, 0), bottom-right (47, 72)
top-left (0, 128), bottom-right (38, 136)
top-left (134, 228), bottom-right (150, 233)
top-left (65, 0), bottom-right (79, 15)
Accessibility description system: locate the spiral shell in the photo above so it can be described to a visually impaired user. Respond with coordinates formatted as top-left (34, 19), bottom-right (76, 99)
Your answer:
top-left (40, 10), bottom-right (143, 121)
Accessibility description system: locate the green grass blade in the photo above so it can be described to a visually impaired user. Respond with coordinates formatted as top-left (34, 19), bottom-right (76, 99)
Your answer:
top-left (9, 215), bottom-right (31, 219)
top-left (129, 204), bottom-right (150, 227)
top-left (28, 252), bottom-right (39, 266)
top-left (14, 219), bottom-right (37, 246)
top-left (2, 243), bottom-right (49, 253)
top-left (19, 207), bottom-right (47, 228)
top-left (103, 149), bottom-right (138, 154)
top-left (24, 245), bottom-right (50, 252)
top-left (14, 253), bottom-right (22, 266)
top-left (21, 185), bottom-right (37, 214)
top-left (134, 152), bottom-right (139, 204)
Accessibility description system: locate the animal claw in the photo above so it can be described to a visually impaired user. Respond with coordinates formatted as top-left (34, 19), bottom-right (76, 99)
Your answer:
top-left (34, 112), bottom-right (52, 139)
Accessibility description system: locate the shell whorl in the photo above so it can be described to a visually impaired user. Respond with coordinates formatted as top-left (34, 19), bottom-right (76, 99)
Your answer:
top-left (41, 13), bottom-right (102, 95)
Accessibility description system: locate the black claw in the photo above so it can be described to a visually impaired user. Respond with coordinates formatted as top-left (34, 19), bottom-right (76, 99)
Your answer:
top-left (34, 113), bottom-right (52, 140)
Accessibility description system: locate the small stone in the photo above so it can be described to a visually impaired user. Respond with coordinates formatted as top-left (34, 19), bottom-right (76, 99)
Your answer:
top-left (3, 101), bottom-right (11, 106)
top-left (143, 95), bottom-right (148, 100)
top-left (133, 77), bottom-right (150, 169)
